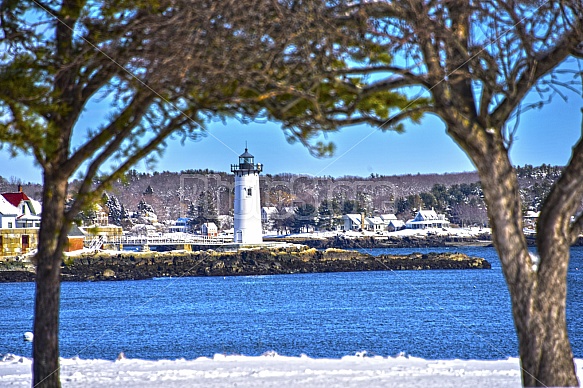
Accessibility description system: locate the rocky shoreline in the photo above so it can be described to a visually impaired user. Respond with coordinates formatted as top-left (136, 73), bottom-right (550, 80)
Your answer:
top-left (264, 234), bottom-right (494, 249)
top-left (264, 233), bottom-right (583, 248)
top-left (0, 246), bottom-right (490, 283)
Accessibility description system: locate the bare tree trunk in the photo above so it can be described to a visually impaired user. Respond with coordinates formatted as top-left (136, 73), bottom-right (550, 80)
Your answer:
top-left (450, 124), bottom-right (578, 387)
top-left (33, 175), bottom-right (69, 388)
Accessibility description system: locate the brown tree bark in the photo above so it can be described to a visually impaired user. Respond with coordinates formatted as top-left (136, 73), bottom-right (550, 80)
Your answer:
top-left (0, 3), bottom-right (357, 387)
top-left (33, 174), bottom-right (70, 388)
top-left (447, 120), bottom-right (579, 387)
top-left (415, 1), bottom-right (581, 384)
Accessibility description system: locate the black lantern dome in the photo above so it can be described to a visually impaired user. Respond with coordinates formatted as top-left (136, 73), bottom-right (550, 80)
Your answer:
top-left (231, 148), bottom-right (262, 173)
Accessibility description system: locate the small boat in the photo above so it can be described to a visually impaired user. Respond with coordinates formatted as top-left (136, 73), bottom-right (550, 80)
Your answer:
top-left (23, 332), bottom-right (33, 342)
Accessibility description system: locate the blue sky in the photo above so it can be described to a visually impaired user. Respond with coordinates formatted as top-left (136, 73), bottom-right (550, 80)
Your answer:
top-left (1, 78), bottom-right (582, 184)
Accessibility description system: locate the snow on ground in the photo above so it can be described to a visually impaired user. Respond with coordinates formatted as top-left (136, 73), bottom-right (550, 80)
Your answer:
top-left (272, 227), bottom-right (491, 240)
top-left (4, 352), bottom-right (579, 388)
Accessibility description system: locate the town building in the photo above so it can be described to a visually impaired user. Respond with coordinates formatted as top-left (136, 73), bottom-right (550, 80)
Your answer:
top-left (342, 213), bottom-right (402, 232)
top-left (387, 219), bottom-right (406, 232)
top-left (261, 206), bottom-right (278, 225)
top-left (0, 186), bottom-right (42, 257)
top-left (0, 186), bottom-right (42, 229)
top-left (67, 224), bottom-right (87, 252)
top-left (406, 208), bottom-right (450, 229)
top-left (201, 222), bottom-right (218, 237)
top-left (168, 217), bottom-right (191, 233)
top-left (523, 210), bottom-right (539, 232)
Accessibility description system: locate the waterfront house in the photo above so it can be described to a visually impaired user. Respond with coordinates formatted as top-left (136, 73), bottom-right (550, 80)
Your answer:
top-left (81, 202), bottom-right (123, 250)
top-left (387, 219), bottom-right (406, 232)
top-left (81, 224), bottom-right (123, 250)
top-left (66, 224), bottom-right (87, 252)
top-left (342, 213), bottom-right (401, 232)
top-left (366, 216), bottom-right (386, 232)
top-left (343, 214), bottom-right (363, 231)
top-left (169, 217), bottom-right (191, 233)
top-left (0, 187), bottom-right (42, 257)
top-left (406, 208), bottom-right (450, 229)
top-left (523, 211), bottom-right (539, 232)
top-left (201, 222), bottom-right (218, 237)
top-left (380, 214), bottom-right (398, 223)
top-left (2, 187), bottom-right (42, 229)
top-left (261, 207), bottom-right (278, 224)
top-left (0, 195), bottom-right (18, 229)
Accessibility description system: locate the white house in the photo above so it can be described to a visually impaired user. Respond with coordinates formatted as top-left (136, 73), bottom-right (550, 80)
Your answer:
top-left (261, 206), bottom-right (278, 225)
top-left (387, 219), bottom-right (406, 232)
top-left (0, 195), bottom-right (19, 229)
top-left (1, 189), bottom-right (42, 229)
top-left (93, 204), bottom-right (109, 227)
top-left (406, 208), bottom-right (450, 229)
top-left (201, 222), bottom-right (218, 237)
top-left (262, 206), bottom-right (295, 232)
top-left (523, 211), bottom-right (540, 231)
top-left (0, 187), bottom-right (42, 257)
top-left (365, 216), bottom-right (385, 232)
top-left (343, 213), bottom-right (401, 232)
top-left (380, 214), bottom-right (398, 223)
top-left (343, 214), bottom-right (363, 231)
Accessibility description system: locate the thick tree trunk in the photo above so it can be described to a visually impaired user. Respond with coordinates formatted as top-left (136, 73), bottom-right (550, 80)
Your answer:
top-left (33, 176), bottom-right (69, 388)
top-left (450, 125), bottom-right (578, 387)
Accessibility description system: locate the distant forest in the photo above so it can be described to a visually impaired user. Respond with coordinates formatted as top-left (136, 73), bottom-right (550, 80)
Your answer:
top-left (0, 164), bottom-right (564, 228)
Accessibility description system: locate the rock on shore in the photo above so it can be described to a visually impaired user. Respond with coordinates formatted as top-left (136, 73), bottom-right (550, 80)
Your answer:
top-left (0, 247), bottom-right (490, 282)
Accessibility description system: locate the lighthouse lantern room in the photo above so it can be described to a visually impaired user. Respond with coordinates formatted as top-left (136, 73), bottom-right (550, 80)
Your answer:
top-left (231, 148), bottom-right (263, 244)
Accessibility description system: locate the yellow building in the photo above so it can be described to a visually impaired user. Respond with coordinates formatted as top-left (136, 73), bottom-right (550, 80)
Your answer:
top-left (0, 187), bottom-right (42, 257)
top-left (0, 228), bottom-right (39, 257)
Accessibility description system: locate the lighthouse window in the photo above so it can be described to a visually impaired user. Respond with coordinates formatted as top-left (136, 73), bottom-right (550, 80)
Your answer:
top-left (247, 188), bottom-right (252, 196)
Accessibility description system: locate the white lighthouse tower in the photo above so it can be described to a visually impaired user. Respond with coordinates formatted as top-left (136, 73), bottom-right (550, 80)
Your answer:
top-left (231, 148), bottom-right (263, 244)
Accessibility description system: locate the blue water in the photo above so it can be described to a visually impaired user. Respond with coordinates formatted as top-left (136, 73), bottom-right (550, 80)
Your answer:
top-left (1, 246), bottom-right (582, 361)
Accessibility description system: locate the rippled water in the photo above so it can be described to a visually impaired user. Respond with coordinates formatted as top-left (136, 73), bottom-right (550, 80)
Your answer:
top-left (1, 246), bottom-right (582, 361)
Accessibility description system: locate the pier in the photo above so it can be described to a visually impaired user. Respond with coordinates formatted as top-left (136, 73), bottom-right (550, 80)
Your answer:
top-left (85, 234), bottom-right (234, 252)
top-left (84, 233), bottom-right (289, 252)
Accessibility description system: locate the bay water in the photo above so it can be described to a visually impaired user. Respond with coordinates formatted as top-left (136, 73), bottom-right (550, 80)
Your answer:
top-left (1, 246), bottom-right (582, 361)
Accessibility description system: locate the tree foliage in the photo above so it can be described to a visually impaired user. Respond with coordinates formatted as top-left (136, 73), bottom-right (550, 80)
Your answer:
top-left (293, 203), bottom-right (317, 232)
top-left (190, 190), bottom-right (218, 229)
top-left (341, 199), bottom-right (366, 215)
top-left (269, 207), bottom-right (295, 235)
top-left (317, 199), bottom-right (342, 230)
top-left (0, 1), bottom-right (416, 386)
top-left (4, 0), bottom-right (582, 386)
top-left (137, 199), bottom-right (155, 216)
top-left (279, 1), bottom-right (582, 386)
top-left (103, 193), bottom-right (126, 226)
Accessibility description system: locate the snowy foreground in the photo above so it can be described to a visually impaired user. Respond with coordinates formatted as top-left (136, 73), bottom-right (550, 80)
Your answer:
top-left (4, 352), bottom-right (582, 388)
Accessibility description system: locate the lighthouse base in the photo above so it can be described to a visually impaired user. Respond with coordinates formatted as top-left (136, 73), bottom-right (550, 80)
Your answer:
top-left (233, 226), bottom-right (263, 244)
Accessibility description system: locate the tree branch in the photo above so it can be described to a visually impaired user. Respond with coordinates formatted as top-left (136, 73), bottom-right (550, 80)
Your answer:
top-left (65, 114), bottom-right (190, 221)
top-left (539, 109), bottom-right (583, 253)
top-left (492, 22), bottom-right (583, 125)
top-left (62, 91), bottom-right (155, 177)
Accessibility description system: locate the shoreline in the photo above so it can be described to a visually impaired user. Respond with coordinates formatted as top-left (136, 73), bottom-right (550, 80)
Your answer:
top-left (0, 245), bottom-right (491, 283)
top-left (264, 234), bottom-right (495, 249)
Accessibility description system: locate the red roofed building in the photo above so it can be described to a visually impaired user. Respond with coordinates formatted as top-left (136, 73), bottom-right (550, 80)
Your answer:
top-left (1, 185), bottom-right (42, 229)
top-left (0, 185), bottom-right (42, 257)
top-left (3, 191), bottom-right (30, 206)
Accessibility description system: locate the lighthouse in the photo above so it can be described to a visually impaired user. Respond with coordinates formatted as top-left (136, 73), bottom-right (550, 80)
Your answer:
top-left (231, 148), bottom-right (263, 244)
